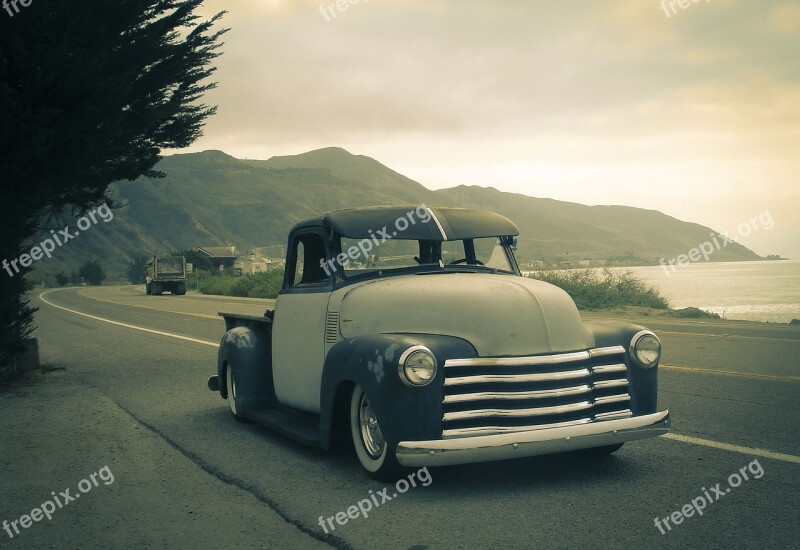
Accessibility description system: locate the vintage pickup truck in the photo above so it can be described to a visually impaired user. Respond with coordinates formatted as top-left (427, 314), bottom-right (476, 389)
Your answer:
top-left (208, 205), bottom-right (670, 479)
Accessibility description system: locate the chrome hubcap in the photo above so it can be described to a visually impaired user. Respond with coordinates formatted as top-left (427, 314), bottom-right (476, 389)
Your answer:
top-left (359, 393), bottom-right (385, 459)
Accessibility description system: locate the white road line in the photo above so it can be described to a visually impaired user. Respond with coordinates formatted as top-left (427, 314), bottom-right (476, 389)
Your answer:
top-left (39, 290), bottom-right (219, 348)
top-left (41, 289), bottom-right (800, 465)
top-left (663, 433), bottom-right (800, 464)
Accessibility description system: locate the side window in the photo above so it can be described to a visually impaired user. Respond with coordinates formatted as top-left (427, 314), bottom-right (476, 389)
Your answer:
top-left (292, 241), bottom-right (305, 286)
top-left (289, 232), bottom-right (330, 288)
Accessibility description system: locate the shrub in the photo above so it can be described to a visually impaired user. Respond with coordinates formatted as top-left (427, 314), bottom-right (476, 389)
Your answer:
top-left (670, 307), bottom-right (721, 319)
top-left (198, 270), bottom-right (284, 299)
top-left (527, 268), bottom-right (670, 310)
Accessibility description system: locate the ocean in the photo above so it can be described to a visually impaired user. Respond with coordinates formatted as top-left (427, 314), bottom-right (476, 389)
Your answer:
top-left (523, 259), bottom-right (800, 323)
top-left (619, 260), bottom-right (800, 323)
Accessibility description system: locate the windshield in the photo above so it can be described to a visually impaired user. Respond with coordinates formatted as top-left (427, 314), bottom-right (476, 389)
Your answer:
top-left (338, 237), bottom-right (515, 277)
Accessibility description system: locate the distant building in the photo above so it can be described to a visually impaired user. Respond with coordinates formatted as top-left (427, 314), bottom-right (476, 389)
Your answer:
top-left (234, 255), bottom-right (271, 276)
top-left (194, 246), bottom-right (238, 270)
top-left (264, 258), bottom-right (285, 271)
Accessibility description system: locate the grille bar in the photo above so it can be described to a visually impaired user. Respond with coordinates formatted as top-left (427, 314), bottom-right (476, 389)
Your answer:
top-left (444, 400), bottom-right (593, 422)
top-left (445, 368), bottom-right (591, 387)
top-left (593, 379), bottom-right (629, 390)
top-left (443, 384), bottom-right (593, 404)
top-left (444, 346), bottom-right (625, 368)
top-left (595, 409), bottom-right (633, 421)
top-left (594, 394), bottom-right (630, 406)
top-left (592, 363), bottom-right (626, 375)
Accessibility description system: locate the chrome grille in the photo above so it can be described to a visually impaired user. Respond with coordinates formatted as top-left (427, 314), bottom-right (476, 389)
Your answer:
top-left (442, 346), bottom-right (632, 439)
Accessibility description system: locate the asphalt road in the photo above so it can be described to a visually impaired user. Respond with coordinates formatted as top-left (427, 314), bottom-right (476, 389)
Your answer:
top-left (1, 285), bottom-right (798, 549)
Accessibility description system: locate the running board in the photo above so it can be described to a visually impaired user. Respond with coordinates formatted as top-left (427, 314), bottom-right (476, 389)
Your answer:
top-left (243, 407), bottom-right (321, 447)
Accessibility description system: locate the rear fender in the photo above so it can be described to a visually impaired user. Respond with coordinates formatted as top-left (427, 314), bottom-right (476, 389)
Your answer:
top-left (217, 325), bottom-right (275, 413)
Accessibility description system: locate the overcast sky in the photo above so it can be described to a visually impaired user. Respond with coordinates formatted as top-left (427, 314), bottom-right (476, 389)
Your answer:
top-left (180, 0), bottom-right (800, 257)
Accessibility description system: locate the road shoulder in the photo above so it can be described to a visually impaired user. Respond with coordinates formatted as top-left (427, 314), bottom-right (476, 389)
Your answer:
top-left (0, 370), bottom-right (330, 549)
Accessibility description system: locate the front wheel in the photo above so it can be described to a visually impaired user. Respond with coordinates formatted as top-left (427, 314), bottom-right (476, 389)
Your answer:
top-left (225, 366), bottom-right (247, 423)
top-left (350, 385), bottom-right (403, 480)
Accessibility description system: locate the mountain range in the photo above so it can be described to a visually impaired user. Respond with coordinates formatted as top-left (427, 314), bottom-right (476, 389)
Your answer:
top-left (29, 147), bottom-right (760, 280)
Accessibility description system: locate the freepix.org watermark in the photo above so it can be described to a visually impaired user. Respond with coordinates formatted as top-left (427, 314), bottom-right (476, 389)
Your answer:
top-left (319, 0), bottom-right (369, 22)
top-left (659, 210), bottom-right (773, 275)
top-left (2, 204), bottom-right (114, 278)
top-left (3, 465), bottom-right (115, 540)
top-left (320, 204), bottom-right (432, 276)
top-left (318, 467), bottom-right (432, 534)
top-left (2, 0), bottom-right (33, 18)
top-left (660, 0), bottom-right (711, 19)
top-left (653, 459), bottom-right (764, 535)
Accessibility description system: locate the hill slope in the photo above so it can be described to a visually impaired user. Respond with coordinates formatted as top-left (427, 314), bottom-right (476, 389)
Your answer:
top-left (436, 185), bottom-right (755, 262)
top-left (27, 147), bottom-right (759, 281)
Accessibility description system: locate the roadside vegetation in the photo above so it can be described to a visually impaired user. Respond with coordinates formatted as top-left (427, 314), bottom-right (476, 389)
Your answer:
top-left (195, 267), bottom-right (722, 319)
top-left (667, 307), bottom-right (721, 319)
top-left (190, 271), bottom-right (284, 299)
top-left (527, 268), bottom-right (670, 310)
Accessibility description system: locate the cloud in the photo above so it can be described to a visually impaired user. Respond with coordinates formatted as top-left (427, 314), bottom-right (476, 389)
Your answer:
top-left (179, 0), bottom-right (800, 256)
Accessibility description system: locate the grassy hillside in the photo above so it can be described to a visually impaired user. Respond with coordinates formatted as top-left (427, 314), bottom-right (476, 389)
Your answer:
top-left (437, 185), bottom-right (758, 263)
top-left (25, 147), bottom-right (760, 282)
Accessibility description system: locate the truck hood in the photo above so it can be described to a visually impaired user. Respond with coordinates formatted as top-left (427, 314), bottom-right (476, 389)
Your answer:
top-left (336, 273), bottom-right (594, 357)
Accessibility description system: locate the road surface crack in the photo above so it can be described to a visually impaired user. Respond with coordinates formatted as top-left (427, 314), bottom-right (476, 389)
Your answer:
top-left (114, 401), bottom-right (354, 550)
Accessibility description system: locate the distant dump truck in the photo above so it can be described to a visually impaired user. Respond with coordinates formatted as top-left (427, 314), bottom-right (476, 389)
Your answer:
top-left (145, 256), bottom-right (187, 295)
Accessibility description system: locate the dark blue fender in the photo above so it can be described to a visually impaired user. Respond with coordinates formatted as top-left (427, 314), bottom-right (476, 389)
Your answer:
top-left (217, 323), bottom-right (276, 414)
top-left (319, 334), bottom-right (476, 450)
top-left (584, 320), bottom-right (659, 416)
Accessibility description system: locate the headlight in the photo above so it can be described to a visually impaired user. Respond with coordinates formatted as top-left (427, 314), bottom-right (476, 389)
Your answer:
top-left (398, 346), bottom-right (437, 386)
top-left (629, 330), bottom-right (661, 368)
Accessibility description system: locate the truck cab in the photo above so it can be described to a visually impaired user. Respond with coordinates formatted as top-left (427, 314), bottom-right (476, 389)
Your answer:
top-left (209, 206), bottom-right (670, 479)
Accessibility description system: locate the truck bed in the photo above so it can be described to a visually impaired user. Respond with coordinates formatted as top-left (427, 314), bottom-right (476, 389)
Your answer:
top-left (219, 311), bottom-right (273, 331)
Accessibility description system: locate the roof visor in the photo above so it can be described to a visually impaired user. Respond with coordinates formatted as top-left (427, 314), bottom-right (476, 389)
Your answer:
top-left (323, 206), bottom-right (519, 241)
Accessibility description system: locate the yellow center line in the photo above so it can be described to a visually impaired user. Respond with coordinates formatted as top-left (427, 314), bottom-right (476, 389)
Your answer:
top-left (661, 364), bottom-right (800, 383)
top-left (76, 289), bottom-right (221, 320)
top-left (113, 284), bottom-right (272, 307)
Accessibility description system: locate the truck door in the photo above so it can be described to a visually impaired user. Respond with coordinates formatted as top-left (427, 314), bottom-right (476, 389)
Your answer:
top-left (272, 229), bottom-right (333, 413)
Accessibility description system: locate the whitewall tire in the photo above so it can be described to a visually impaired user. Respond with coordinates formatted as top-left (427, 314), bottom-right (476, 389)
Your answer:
top-left (350, 384), bottom-right (403, 480)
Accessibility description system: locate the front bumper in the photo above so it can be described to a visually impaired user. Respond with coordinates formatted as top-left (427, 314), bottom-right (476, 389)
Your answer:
top-left (395, 410), bottom-right (671, 467)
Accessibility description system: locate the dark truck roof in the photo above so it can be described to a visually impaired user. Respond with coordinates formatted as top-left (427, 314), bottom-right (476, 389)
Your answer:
top-left (291, 206), bottom-right (519, 241)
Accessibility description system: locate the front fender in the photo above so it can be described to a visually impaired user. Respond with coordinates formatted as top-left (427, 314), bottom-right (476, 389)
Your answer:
top-left (319, 334), bottom-right (476, 450)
